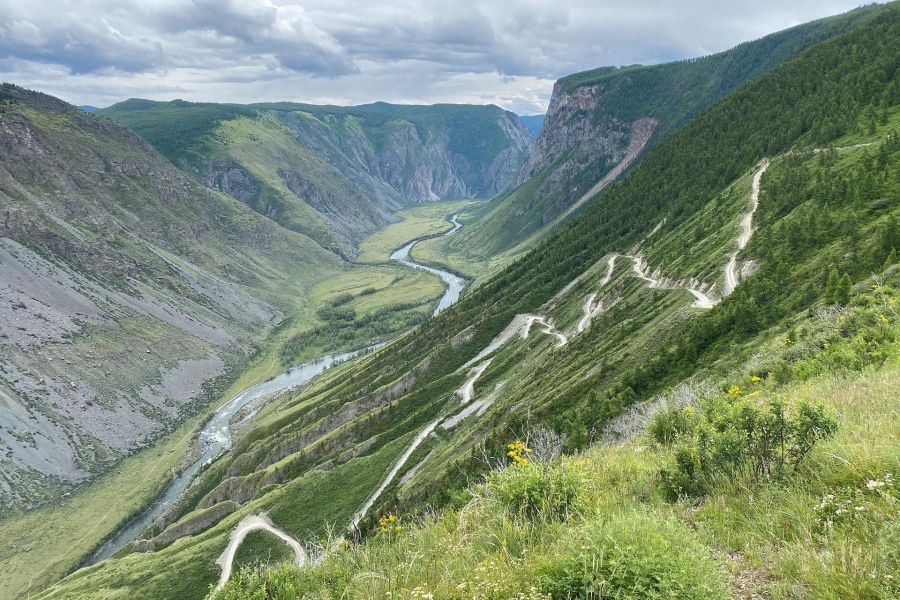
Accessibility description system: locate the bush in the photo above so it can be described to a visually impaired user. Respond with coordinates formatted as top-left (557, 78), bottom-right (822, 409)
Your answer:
top-left (657, 392), bottom-right (838, 498)
top-left (316, 306), bottom-right (356, 321)
top-left (212, 562), bottom-right (315, 600)
top-left (540, 511), bottom-right (728, 600)
top-left (647, 405), bottom-right (695, 445)
top-left (329, 293), bottom-right (354, 307)
top-left (487, 460), bottom-right (581, 522)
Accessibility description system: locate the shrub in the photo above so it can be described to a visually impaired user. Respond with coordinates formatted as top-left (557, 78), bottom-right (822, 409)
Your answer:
top-left (540, 511), bottom-right (728, 600)
top-left (212, 563), bottom-right (306, 599)
top-left (647, 405), bottom-right (695, 445)
top-left (657, 392), bottom-right (838, 498)
top-left (487, 459), bottom-right (581, 522)
top-left (329, 292), bottom-right (354, 307)
top-left (316, 306), bottom-right (356, 321)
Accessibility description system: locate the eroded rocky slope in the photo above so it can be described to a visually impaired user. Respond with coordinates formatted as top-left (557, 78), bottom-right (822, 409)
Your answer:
top-left (0, 85), bottom-right (339, 509)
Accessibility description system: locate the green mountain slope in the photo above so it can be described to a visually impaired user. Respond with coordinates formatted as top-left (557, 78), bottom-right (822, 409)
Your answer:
top-left (99, 100), bottom-right (534, 257)
top-left (0, 84), bottom-right (341, 512)
top-left (37, 5), bottom-right (900, 599)
top-left (433, 3), bottom-right (887, 275)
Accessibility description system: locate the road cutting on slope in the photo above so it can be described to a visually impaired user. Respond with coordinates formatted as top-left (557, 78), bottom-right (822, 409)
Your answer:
top-left (210, 153), bottom-right (795, 585)
top-left (724, 159), bottom-right (770, 296)
top-left (215, 514), bottom-right (306, 590)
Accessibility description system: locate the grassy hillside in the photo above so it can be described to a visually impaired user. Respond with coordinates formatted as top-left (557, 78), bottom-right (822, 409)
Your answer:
top-left (34, 6), bottom-right (900, 599)
top-left (0, 83), bottom-right (338, 504)
top-left (99, 100), bottom-right (534, 255)
top-left (216, 329), bottom-right (900, 599)
top-left (0, 83), bottom-right (331, 593)
top-left (433, 3), bottom-right (888, 278)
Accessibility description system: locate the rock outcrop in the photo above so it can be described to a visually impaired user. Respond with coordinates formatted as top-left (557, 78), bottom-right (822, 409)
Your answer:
top-left (517, 80), bottom-right (657, 221)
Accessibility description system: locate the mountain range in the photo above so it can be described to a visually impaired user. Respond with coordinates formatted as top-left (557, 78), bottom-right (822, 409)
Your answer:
top-left (98, 100), bottom-right (534, 257)
top-left (0, 3), bottom-right (898, 599)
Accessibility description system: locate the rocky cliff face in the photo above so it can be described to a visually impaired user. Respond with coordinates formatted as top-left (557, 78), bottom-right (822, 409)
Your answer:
top-left (365, 111), bottom-right (533, 201)
top-left (440, 82), bottom-right (657, 259)
top-left (517, 81), bottom-right (656, 215)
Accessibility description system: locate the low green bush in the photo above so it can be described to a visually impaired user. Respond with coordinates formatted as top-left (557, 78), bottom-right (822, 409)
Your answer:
top-left (316, 306), bottom-right (356, 321)
top-left (329, 292), bottom-right (354, 307)
top-left (212, 563), bottom-right (319, 600)
top-left (487, 460), bottom-right (581, 522)
top-left (539, 511), bottom-right (728, 600)
top-left (657, 393), bottom-right (838, 498)
top-left (647, 404), bottom-right (694, 445)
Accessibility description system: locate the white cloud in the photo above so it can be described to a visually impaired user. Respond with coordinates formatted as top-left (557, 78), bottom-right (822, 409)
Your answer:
top-left (0, 0), bottom-right (881, 113)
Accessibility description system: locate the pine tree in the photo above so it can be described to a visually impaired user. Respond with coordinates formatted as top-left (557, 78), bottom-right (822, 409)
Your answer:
top-left (825, 267), bottom-right (840, 302)
top-left (884, 248), bottom-right (898, 270)
top-left (836, 274), bottom-right (852, 305)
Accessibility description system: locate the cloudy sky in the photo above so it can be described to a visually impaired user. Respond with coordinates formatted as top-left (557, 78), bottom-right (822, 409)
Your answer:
top-left (0, 0), bottom-right (879, 114)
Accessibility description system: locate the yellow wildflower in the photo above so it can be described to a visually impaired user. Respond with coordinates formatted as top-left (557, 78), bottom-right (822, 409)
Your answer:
top-left (378, 514), bottom-right (403, 534)
top-left (507, 441), bottom-right (533, 466)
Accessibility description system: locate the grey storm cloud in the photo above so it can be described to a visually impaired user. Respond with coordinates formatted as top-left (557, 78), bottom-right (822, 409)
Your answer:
top-left (0, 9), bottom-right (164, 74)
top-left (0, 0), bottom-right (356, 76)
top-left (0, 0), bottom-right (882, 113)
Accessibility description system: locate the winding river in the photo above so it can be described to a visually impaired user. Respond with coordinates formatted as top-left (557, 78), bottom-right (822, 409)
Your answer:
top-left (90, 213), bottom-right (466, 564)
top-left (390, 215), bottom-right (464, 316)
top-left (89, 348), bottom-right (373, 563)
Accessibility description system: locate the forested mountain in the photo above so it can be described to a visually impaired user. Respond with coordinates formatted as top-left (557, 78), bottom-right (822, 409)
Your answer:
top-left (436, 3), bottom-right (887, 270)
top-left (0, 85), bottom-right (341, 511)
top-left (99, 100), bottom-right (534, 257)
top-left (35, 5), bottom-right (899, 599)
